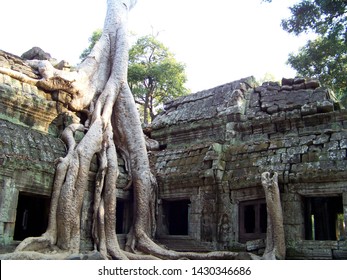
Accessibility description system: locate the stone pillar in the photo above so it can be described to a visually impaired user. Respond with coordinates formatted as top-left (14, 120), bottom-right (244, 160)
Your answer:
top-left (80, 187), bottom-right (93, 251)
top-left (230, 200), bottom-right (238, 244)
top-left (343, 192), bottom-right (347, 240)
top-left (0, 177), bottom-right (19, 245)
top-left (282, 192), bottom-right (304, 243)
top-left (189, 195), bottom-right (201, 240)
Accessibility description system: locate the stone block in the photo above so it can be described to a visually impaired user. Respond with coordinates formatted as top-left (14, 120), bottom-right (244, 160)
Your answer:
top-left (246, 107), bottom-right (259, 120)
top-left (324, 140), bottom-right (339, 151)
top-left (282, 153), bottom-right (300, 164)
top-left (252, 124), bottom-right (263, 134)
top-left (0, 222), bottom-right (4, 237)
top-left (340, 139), bottom-right (347, 149)
top-left (299, 135), bottom-right (316, 145)
top-left (267, 154), bottom-right (282, 164)
top-left (292, 247), bottom-right (333, 259)
top-left (251, 142), bottom-right (270, 152)
top-left (328, 150), bottom-right (346, 160)
top-left (246, 239), bottom-right (265, 251)
top-left (3, 222), bottom-right (15, 242)
top-left (302, 151), bottom-right (320, 162)
top-left (282, 78), bottom-right (294, 86)
top-left (268, 139), bottom-right (285, 149)
top-left (284, 225), bottom-right (303, 243)
top-left (2, 74), bottom-right (12, 86)
top-left (266, 105), bottom-right (279, 114)
top-left (0, 180), bottom-right (19, 223)
top-left (313, 133), bottom-right (330, 145)
top-left (271, 111), bottom-right (286, 122)
top-left (324, 122), bottom-right (343, 134)
top-left (254, 86), bottom-right (267, 94)
top-left (255, 156), bottom-right (268, 167)
top-left (11, 78), bottom-right (22, 91)
top-left (301, 103), bottom-right (317, 116)
top-left (280, 85), bottom-right (293, 91)
top-left (305, 79), bottom-right (320, 89)
top-left (310, 89), bottom-right (327, 102)
top-left (293, 83), bottom-right (306, 90)
top-left (317, 100), bottom-right (334, 113)
top-left (276, 120), bottom-right (291, 133)
top-left (249, 95), bottom-right (260, 107)
top-left (332, 250), bottom-right (347, 259)
top-left (284, 136), bottom-right (300, 147)
top-left (261, 123), bottom-right (276, 135)
top-left (331, 131), bottom-right (347, 141)
top-left (294, 78), bottom-right (306, 85)
top-left (286, 109), bottom-right (302, 120)
top-left (21, 82), bottom-right (32, 94)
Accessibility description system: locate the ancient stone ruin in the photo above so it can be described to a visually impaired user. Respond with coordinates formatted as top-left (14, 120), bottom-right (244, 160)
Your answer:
top-left (0, 50), bottom-right (346, 259)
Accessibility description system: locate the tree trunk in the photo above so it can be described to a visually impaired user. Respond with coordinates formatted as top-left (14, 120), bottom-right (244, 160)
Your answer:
top-left (261, 172), bottom-right (286, 260)
top-left (149, 94), bottom-right (156, 122)
top-left (143, 92), bottom-right (150, 125)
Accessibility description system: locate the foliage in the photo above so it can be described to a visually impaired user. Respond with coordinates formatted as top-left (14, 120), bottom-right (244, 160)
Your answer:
top-left (128, 35), bottom-right (189, 124)
top-left (264, 0), bottom-right (347, 104)
top-left (79, 29), bottom-right (102, 61)
top-left (287, 35), bottom-right (347, 101)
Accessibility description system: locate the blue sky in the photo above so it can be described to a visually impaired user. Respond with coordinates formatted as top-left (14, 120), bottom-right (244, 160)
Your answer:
top-left (0, 0), bottom-right (312, 92)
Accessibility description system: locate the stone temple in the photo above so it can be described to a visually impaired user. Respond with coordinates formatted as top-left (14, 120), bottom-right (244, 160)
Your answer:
top-left (0, 50), bottom-right (346, 259)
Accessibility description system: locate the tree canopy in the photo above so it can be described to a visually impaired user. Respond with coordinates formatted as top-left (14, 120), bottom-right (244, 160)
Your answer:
top-left (128, 35), bottom-right (189, 124)
top-left (264, 0), bottom-right (347, 103)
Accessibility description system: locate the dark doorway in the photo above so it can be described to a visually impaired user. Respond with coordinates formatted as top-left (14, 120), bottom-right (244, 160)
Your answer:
top-left (163, 199), bottom-right (190, 235)
top-left (304, 196), bottom-right (344, 240)
top-left (116, 199), bottom-right (133, 234)
top-left (14, 192), bottom-right (50, 241)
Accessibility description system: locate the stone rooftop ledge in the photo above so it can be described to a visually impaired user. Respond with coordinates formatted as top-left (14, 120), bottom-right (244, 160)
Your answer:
top-left (0, 50), bottom-right (70, 135)
top-left (151, 77), bottom-right (256, 129)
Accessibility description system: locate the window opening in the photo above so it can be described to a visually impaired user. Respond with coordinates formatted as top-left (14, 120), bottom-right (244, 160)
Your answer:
top-left (244, 205), bottom-right (255, 233)
top-left (239, 199), bottom-right (267, 243)
top-left (304, 196), bottom-right (345, 240)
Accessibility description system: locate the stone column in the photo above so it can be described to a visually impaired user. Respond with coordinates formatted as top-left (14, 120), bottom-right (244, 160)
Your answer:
top-left (343, 192), bottom-right (347, 240)
top-left (0, 177), bottom-right (19, 245)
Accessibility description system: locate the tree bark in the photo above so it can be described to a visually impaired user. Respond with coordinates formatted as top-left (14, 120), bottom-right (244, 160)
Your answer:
top-left (261, 172), bottom-right (286, 260)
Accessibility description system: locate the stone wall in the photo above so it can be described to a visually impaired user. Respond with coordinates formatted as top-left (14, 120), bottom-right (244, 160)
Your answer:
top-left (151, 77), bottom-right (347, 259)
top-left (0, 50), bottom-right (68, 245)
top-left (152, 77), bottom-right (254, 147)
top-left (0, 119), bottom-right (65, 245)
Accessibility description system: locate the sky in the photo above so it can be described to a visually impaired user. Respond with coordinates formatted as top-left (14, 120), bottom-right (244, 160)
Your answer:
top-left (0, 0), bottom-right (312, 93)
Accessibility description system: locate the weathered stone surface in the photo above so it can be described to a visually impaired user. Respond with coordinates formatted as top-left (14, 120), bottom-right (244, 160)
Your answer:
top-left (151, 76), bottom-right (347, 259)
top-left (151, 77), bottom-right (256, 146)
top-left (1, 50), bottom-right (347, 259)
